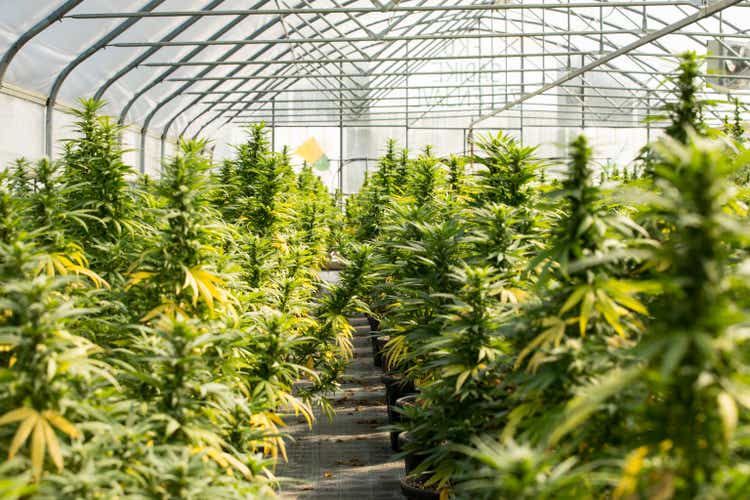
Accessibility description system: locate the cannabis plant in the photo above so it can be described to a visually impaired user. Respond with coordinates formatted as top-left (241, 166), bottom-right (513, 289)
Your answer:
top-left (471, 132), bottom-right (542, 207)
top-left (127, 139), bottom-right (235, 321)
top-left (401, 266), bottom-right (511, 489)
top-left (452, 437), bottom-right (592, 499)
top-left (494, 136), bottom-right (653, 455)
top-left (407, 146), bottom-right (447, 208)
top-left (0, 240), bottom-right (112, 482)
top-left (61, 98), bottom-right (141, 280)
top-left (612, 134), bottom-right (749, 497)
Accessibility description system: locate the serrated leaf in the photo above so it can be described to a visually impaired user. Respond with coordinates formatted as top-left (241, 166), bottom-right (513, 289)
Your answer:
top-left (8, 412), bottom-right (37, 459)
top-left (43, 411), bottom-right (80, 439)
top-left (0, 408), bottom-right (37, 426)
top-left (41, 420), bottom-right (63, 472)
top-left (30, 420), bottom-right (44, 481)
top-left (455, 370), bottom-right (471, 393)
top-left (579, 291), bottom-right (595, 337)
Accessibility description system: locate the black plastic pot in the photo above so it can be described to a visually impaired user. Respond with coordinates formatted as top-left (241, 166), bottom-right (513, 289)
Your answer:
top-left (383, 373), bottom-right (416, 412)
top-left (373, 335), bottom-right (389, 368)
top-left (366, 314), bottom-right (380, 332)
top-left (400, 475), bottom-right (439, 500)
top-left (399, 432), bottom-right (426, 475)
top-left (390, 394), bottom-right (418, 452)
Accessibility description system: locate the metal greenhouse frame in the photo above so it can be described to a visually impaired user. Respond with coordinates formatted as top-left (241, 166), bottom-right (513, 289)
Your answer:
top-left (1, 1), bottom-right (750, 193)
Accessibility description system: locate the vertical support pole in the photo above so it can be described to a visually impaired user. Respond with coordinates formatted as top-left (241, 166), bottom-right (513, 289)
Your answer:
top-left (160, 135), bottom-right (166, 167)
top-left (271, 97), bottom-right (276, 151)
top-left (491, 11), bottom-right (495, 109)
top-left (338, 61), bottom-right (344, 202)
top-left (520, 6), bottom-right (525, 146)
top-left (504, 11), bottom-right (508, 108)
top-left (567, 5), bottom-right (572, 71)
top-left (599, 5), bottom-right (604, 54)
top-left (477, 17), bottom-right (482, 118)
top-left (463, 128), bottom-right (467, 157)
top-left (646, 95), bottom-right (652, 143)
top-left (581, 54), bottom-right (586, 130)
top-left (44, 104), bottom-right (53, 158)
top-left (139, 127), bottom-right (147, 174)
top-left (567, 4), bottom-right (573, 150)
top-left (541, 0), bottom-right (546, 85)
top-left (405, 40), bottom-right (410, 150)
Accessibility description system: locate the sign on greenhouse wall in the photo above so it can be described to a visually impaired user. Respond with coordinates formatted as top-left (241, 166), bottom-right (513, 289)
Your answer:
top-left (295, 137), bottom-right (330, 171)
top-left (707, 40), bottom-right (750, 92)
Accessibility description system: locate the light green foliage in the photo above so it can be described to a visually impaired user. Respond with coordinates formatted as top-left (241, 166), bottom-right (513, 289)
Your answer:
top-left (0, 102), bottom-right (354, 497)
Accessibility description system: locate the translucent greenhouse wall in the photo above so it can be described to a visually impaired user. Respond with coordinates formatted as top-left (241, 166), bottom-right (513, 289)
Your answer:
top-left (0, 86), bottom-right (180, 175)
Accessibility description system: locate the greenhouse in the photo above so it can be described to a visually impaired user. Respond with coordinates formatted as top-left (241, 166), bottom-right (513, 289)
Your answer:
top-left (2, 0), bottom-right (750, 498)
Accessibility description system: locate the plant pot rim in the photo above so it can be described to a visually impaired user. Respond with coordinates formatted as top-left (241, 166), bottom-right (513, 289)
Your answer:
top-left (395, 394), bottom-right (419, 406)
top-left (400, 475), bottom-right (440, 499)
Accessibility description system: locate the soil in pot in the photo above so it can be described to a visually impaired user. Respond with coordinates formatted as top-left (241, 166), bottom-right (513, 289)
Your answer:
top-left (400, 474), bottom-right (440, 500)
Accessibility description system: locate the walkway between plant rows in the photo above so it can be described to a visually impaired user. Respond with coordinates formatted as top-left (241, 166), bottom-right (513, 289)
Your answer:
top-left (278, 315), bottom-right (402, 499)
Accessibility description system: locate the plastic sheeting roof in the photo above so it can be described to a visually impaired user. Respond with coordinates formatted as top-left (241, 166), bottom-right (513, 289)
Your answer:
top-left (2, 0), bottom-right (750, 155)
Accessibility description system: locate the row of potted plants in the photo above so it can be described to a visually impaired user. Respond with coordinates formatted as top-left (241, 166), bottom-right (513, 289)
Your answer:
top-left (348, 52), bottom-right (750, 499)
top-left (0, 101), bottom-right (369, 497)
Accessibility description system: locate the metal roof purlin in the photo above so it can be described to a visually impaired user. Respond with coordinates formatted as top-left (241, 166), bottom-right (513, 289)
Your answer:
top-left (93, 0), bottom-right (227, 102)
top-left (195, 0), bottom-right (481, 135)
top-left (0, 0), bottom-right (84, 84)
top-left (469, 0), bottom-right (745, 128)
top-left (45, 0), bottom-right (167, 157)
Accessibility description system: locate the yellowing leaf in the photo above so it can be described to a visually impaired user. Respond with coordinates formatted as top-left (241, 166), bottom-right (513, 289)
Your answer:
top-left (8, 413), bottom-right (37, 459)
top-left (717, 391), bottom-right (738, 443)
top-left (41, 420), bottom-right (63, 472)
top-left (560, 286), bottom-right (587, 315)
top-left (0, 407), bottom-right (38, 426)
top-left (579, 291), bottom-right (595, 337)
top-left (594, 289), bottom-right (625, 337)
top-left (43, 411), bottom-right (81, 439)
top-left (515, 317), bottom-right (566, 371)
top-left (126, 271), bottom-right (155, 290)
top-left (613, 446), bottom-right (649, 500)
top-left (30, 418), bottom-right (45, 481)
top-left (455, 370), bottom-right (471, 393)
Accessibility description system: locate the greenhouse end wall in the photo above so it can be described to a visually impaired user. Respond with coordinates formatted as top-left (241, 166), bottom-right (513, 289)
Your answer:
top-left (2, 85), bottom-right (652, 194)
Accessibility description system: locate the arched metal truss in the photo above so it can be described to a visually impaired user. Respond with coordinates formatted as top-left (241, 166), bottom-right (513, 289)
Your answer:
top-left (1, 0), bottom-right (749, 173)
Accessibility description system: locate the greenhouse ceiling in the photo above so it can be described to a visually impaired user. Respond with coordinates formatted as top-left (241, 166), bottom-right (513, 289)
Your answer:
top-left (2, 0), bottom-right (750, 162)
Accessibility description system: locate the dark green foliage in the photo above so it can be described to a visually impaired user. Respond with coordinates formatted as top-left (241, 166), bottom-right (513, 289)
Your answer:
top-left (659, 52), bottom-right (710, 143)
top-left (62, 99), bottom-right (136, 246)
top-left (471, 132), bottom-right (541, 207)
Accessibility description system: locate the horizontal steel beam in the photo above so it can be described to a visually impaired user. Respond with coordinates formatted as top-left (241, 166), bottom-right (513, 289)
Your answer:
top-left (109, 29), bottom-right (642, 48)
top-left (235, 122), bottom-right (667, 130)
top-left (141, 51), bottom-right (593, 67)
top-left (167, 67), bottom-right (567, 82)
top-left (67, 2), bottom-right (704, 18)
top-left (228, 114), bottom-right (661, 126)
top-left (206, 92), bottom-right (668, 109)
top-left (167, 69), bottom-right (750, 84)
top-left (138, 50), bottom-right (750, 68)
